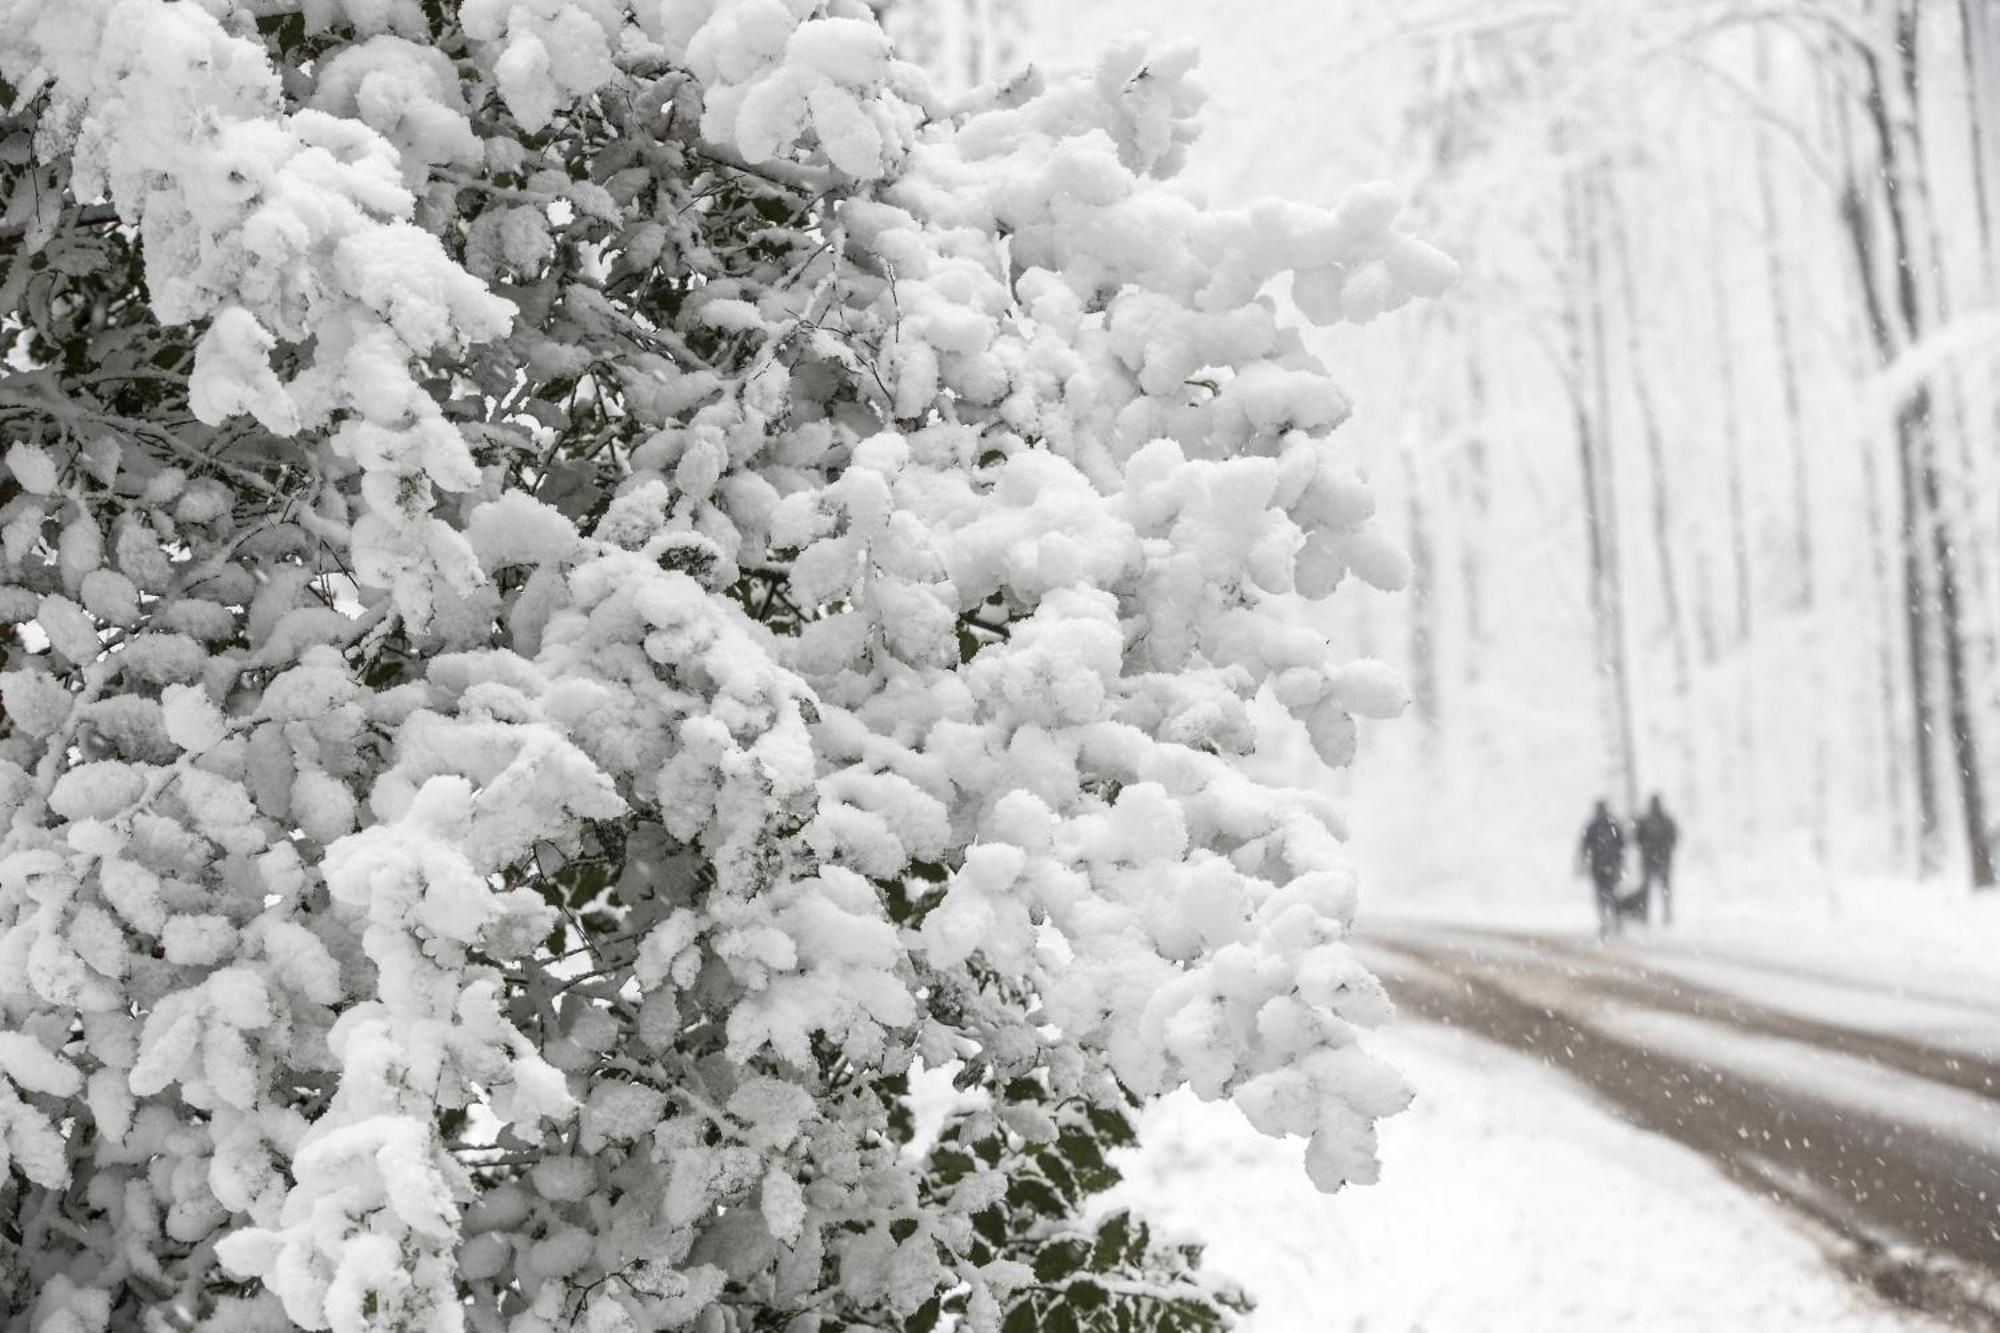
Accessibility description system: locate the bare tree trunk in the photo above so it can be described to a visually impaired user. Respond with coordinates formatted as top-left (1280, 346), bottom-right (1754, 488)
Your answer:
top-left (1860, 419), bottom-right (1911, 867)
top-left (1963, 0), bottom-right (2000, 671)
top-left (1565, 167), bottom-right (1640, 811)
top-left (1749, 31), bottom-right (1830, 863)
top-left (1702, 147), bottom-right (1759, 848)
top-left (1837, 42), bottom-right (1940, 873)
top-left (1456, 342), bottom-right (1491, 669)
top-left (1704, 199), bottom-right (1755, 647)
top-left (1403, 430), bottom-right (1441, 742)
top-left (1826, 48), bottom-right (1915, 870)
top-left (1884, 1), bottom-right (1996, 886)
top-left (1693, 549), bottom-right (1722, 669)
top-left (1922, 430), bottom-right (1996, 886)
top-left (1755, 33), bottom-right (1817, 613)
top-left (1603, 172), bottom-right (1694, 800)
top-left (1845, 8), bottom-right (1994, 885)
top-left (1842, 181), bottom-right (1943, 876)
top-left (1906, 4), bottom-right (1998, 681)
top-left (1960, 0), bottom-right (1999, 294)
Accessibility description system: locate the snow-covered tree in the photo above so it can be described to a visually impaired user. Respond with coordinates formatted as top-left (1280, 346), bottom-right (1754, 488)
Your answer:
top-left (0, 3), bottom-right (1451, 1329)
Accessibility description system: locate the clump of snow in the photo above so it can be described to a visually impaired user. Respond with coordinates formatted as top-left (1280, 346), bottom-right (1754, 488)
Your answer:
top-left (6, 443), bottom-right (60, 495)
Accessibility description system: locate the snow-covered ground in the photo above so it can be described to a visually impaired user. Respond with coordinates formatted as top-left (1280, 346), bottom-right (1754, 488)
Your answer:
top-left (1658, 878), bottom-right (2000, 1017)
top-left (1116, 1022), bottom-right (1948, 1332)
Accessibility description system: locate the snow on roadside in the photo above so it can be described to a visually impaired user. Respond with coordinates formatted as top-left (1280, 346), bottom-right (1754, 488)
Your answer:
top-left (1114, 1022), bottom-right (1946, 1332)
top-left (1611, 944), bottom-right (2000, 1058)
top-left (1589, 1003), bottom-right (2000, 1157)
top-left (1356, 872), bottom-right (2000, 1036)
top-left (1359, 917), bottom-right (2000, 1061)
top-left (1662, 877), bottom-right (2000, 1013)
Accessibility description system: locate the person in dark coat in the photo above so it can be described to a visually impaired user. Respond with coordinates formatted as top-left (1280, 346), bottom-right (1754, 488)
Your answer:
top-left (1635, 794), bottom-right (1680, 926)
top-left (1577, 799), bottom-right (1626, 938)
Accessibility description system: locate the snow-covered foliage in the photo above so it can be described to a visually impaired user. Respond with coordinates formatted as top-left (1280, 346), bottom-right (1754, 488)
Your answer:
top-left (0, 3), bottom-right (1450, 1329)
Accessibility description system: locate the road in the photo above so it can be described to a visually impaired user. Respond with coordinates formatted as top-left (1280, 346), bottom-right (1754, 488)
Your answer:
top-left (1359, 923), bottom-right (2000, 1330)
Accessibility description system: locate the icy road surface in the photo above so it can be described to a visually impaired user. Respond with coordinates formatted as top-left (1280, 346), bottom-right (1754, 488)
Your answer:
top-left (1360, 924), bottom-right (2000, 1328)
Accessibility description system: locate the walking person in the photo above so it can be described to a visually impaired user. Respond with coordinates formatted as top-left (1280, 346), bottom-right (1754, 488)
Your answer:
top-left (1635, 794), bottom-right (1680, 926)
top-left (1577, 799), bottom-right (1627, 939)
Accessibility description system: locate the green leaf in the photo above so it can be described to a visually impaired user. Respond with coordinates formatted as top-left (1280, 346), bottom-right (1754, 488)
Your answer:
top-left (1056, 1128), bottom-right (1106, 1172)
top-left (1129, 1220), bottom-right (1152, 1267)
top-left (971, 1206), bottom-right (1006, 1249)
top-left (1007, 1176), bottom-right (1063, 1218)
top-left (930, 1148), bottom-right (975, 1184)
top-left (1091, 1212), bottom-right (1130, 1273)
top-left (1035, 1150), bottom-right (1080, 1205)
top-left (1031, 1238), bottom-right (1090, 1283)
top-left (1087, 1104), bottom-right (1138, 1148)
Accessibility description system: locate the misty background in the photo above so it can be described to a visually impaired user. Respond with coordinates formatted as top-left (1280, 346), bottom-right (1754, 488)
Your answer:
top-left (888, 0), bottom-right (2000, 913)
top-left (877, 10), bottom-right (2000, 1327)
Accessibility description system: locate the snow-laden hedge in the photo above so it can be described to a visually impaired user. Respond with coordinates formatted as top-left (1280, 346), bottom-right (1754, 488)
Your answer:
top-left (0, 2), bottom-right (1451, 1329)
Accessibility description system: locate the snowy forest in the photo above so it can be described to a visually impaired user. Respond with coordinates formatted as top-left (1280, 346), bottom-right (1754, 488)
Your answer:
top-left (5, 0), bottom-right (2000, 1331)
top-left (1000, 0), bottom-right (2000, 905)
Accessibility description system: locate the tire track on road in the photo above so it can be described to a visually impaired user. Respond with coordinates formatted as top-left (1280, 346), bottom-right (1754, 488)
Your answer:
top-left (1388, 925), bottom-right (2000, 1097)
top-left (1363, 931), bottom-right (2000, 1329)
